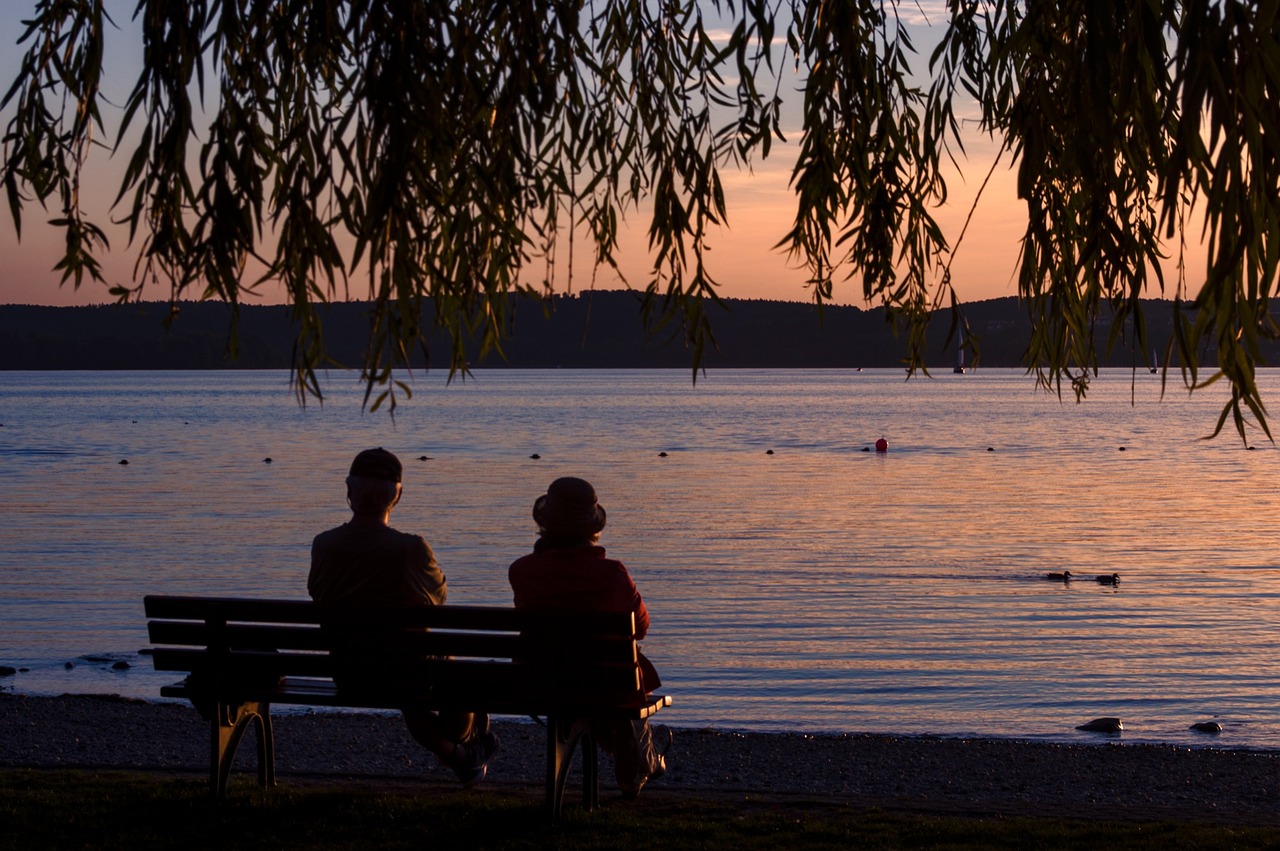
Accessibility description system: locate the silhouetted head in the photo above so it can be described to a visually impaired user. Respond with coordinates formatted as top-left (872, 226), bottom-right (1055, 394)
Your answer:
top-left (349, 447), bottom-right (401, 483)
top-left (346, 448), bottom-right (403, 516)
top-left (533, 477), bottom-right (607, 538)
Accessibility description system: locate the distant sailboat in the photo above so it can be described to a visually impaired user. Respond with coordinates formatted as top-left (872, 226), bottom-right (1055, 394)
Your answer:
top-left (954, 327), bottom-right (967, 374)
top-left (1149, 347), bottom-right (1158, 374)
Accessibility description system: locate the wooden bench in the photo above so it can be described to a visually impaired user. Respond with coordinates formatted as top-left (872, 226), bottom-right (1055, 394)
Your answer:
top-left (143, 595), bottom-right (671, 823)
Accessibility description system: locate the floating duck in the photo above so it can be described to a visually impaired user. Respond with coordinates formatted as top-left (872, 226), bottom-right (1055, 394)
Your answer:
top-left (1045, 571), bottom-right (1073, 581)
top-left (1190, 721), bottom-right (1223, 734)
top-left (1095, 573), bottom-right (1120, 585)
top-left (1076, 717), bottom-right (1123, 733)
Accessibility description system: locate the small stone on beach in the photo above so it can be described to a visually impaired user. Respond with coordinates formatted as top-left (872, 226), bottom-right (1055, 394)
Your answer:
top-left (1076, 717), bottom-right (1123, 733)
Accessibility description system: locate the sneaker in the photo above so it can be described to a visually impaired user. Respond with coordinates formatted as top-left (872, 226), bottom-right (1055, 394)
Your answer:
top-left (622, 725), bottom-right (672, 799)
top-left (653, 724), bottom-right (674, 760)
top-left (449, 730), bottom-right (500, 789)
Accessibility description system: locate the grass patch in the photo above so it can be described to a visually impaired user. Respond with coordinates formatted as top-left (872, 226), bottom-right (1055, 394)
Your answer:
top-left (2, 769), bottom-right (1278, 850)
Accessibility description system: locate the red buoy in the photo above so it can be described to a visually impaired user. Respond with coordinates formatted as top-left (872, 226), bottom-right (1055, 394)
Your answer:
top-left (875, 438), bottom-right (888, 452)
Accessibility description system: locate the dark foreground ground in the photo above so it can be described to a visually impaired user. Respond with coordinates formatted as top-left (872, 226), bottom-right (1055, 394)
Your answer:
top-left (3, 693), bottom-right (1279, 827)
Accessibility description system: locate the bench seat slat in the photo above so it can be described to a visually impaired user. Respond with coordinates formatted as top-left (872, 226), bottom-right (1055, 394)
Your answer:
top-left (159, 678), bottom-right (671, 718)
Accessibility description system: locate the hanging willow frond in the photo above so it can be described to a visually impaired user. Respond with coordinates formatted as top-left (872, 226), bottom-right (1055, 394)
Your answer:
top-left (3, 1), bottom-right (1277, 437)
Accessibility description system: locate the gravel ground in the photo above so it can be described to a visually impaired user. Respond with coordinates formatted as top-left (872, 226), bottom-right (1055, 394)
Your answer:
top-left (4, 693), bottom-right (1280, 825)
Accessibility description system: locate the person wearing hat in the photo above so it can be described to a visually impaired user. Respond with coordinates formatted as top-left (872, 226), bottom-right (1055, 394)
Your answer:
top-left (508, 476), bottom-right (670, 798)
top-left (309, 448), bottom-right (498, 787)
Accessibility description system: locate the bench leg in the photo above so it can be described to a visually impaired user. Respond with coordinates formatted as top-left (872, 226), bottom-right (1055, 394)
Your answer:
top-left (545, 715), bottom-right (596, 825)
top-left (210, 700), bottom-right (275, 798)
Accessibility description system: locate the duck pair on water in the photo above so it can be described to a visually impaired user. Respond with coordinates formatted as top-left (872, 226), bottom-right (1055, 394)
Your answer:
top-left (1045, 571), bottom-right (1120, 585)
top-left (1076, 717), bottom-right (1224, 735)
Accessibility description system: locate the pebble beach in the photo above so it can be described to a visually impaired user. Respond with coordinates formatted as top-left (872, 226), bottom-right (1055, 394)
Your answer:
top-left (4, 693), bottom-right (1280, 826)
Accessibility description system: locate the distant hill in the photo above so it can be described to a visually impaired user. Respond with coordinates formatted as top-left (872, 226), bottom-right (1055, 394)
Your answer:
top-left (0, 292), bottom-right (1242, 371)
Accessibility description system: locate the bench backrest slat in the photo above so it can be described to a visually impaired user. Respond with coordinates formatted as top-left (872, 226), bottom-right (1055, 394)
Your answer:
top-left (149, 621), bottom-right (635, 661)
top-left (144, 595), bottom-right (634, 634)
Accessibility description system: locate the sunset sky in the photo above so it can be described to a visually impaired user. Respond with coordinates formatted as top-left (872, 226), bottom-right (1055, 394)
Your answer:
top-left (0, 3), bottom-right (1197, 311)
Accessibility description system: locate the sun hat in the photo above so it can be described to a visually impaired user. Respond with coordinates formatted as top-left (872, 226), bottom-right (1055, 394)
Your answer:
top-left (533, 477), bottom-right (607, 535)
top-left (348, 447), bottom-right (402, 483)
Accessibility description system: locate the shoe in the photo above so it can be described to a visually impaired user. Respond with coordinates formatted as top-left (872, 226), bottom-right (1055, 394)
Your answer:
top-left (653, 724), bottom-right (674, 759)
top-left (449, 730), bottom-right (500, 788)
top-left (621, 725), bottom-right (672, 799)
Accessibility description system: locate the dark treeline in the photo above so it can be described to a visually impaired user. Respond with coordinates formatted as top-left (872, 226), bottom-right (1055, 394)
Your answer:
top-left (0, 291), bottom-right (1232, 371)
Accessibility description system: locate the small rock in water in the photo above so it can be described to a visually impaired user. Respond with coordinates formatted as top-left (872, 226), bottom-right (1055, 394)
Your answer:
top-left (64, 661), bottom-right (75, 669)
top-left (1190, 721), bottom-right (1223, 734)
top-left (263, 457), bottom-right (272, 464)
top-left (529, 453), bottom-right (541, 460)
top-left (658, 452), bottom-right (668, 458)
top-left (1076, 717), bottom-right (1123, 733)
top-left (0, 666), bottom-right (16, 677)
top-left (118, 459), bottom-right (129, 465)
top-left (111, 661), bottom-right (131, 670)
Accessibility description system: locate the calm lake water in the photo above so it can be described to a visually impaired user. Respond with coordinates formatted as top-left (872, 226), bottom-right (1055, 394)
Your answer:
top-left (2, 368), bottom-right (1279, 749)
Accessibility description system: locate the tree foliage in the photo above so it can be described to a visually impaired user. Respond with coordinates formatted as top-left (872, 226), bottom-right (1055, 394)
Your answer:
top-left (2, 1), bottom-right (1278, 435)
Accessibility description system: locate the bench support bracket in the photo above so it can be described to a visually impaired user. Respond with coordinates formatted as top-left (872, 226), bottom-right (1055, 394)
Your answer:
top-left (546, 714), bottom-right (597, 825)
top-left (210, 700), bottom-right (275, 798)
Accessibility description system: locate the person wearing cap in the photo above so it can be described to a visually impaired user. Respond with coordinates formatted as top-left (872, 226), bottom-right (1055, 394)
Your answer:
top-left (309, 448), bottom-right (498, 787)
top-left (508, 476), bottom-right (670, 798)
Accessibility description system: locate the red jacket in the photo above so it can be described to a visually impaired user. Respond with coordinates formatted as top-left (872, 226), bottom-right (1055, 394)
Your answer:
top-left (509, 544), bottom-right (659, 689)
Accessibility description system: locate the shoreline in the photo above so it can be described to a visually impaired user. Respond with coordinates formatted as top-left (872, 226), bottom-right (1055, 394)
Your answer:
top-left (4, 693), bottom-right (1280, 825)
